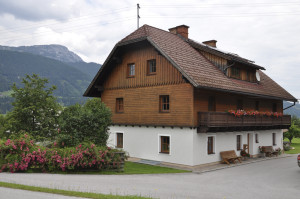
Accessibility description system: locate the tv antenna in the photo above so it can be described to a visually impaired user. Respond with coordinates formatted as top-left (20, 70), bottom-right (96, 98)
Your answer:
top-left (137, 3), bottom-right (140, 29)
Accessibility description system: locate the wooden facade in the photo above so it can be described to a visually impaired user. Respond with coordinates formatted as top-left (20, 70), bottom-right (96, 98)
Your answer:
top-left (99, 42), bottom-right (286, 129)
top-left (199, 51), bottom-right (228, 71)
top-left (102, 84), bottom-right (194, 127)
top-left (103, 43), bottom-right (186, 90)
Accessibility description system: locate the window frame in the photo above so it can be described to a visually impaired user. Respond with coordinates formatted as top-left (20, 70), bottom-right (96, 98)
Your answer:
top-left (255, 101), bottom-right (260, 111)
top-left (147, 59), bottom-right (156, 75)
top-left (159, 135), bottom-right (170, 154)
top-left (116, 132), bottom-right (124, 148)
top-left (231, 66), bottom-right (240, 79)
top-left (127, 63), bottom-right (135, 78)
top-left (272, 103), bottom-right (277, 112)
top-left (236, 134), bottom-right (242, 151)
top-left (237, 99), bottom-right (243, 110)
top-left (272, 133), bottom-right (276, 146)
top-left (116, 98), bottom-right (124, 113)
top-left (255, 133), bottom-right (259, 143)
top-left (207, 135), bottom-right (216, 155)
top-left (159, 95), bottom-right (170, 113)
top-left (246, 70), bottom-right (250, 81)
top-left (208, 96), bottom-right (216, 112)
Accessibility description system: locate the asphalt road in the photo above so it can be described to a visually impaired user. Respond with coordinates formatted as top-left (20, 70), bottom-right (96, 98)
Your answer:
top-left (0, 155), bottom-right (299, 199)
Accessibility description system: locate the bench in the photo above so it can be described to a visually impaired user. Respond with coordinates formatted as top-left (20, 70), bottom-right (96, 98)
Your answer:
top-left (220, 150), bottom-right (242, 165)
top-left (260, 146), bottom-right (278, 157)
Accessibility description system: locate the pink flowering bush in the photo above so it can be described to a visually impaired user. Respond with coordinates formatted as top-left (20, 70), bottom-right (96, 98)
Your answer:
top-left (0, 135), bottom-right (125, 173)
top-left (227, 110), bottom-right (283, 118)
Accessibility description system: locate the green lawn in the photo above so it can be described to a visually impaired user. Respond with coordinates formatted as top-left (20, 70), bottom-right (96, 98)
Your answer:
top-left (0, 181), bottom-right (150, 199)
top-left (284, 137), bottom-right (300, 154)
top-left (117, 161), bottom-right (190, 174)
top-left (44, 161), bottom-right (190, 175)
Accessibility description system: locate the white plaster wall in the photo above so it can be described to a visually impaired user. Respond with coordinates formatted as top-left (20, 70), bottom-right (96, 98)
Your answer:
top-left (252, 129), bottom-right (283, 154)
top-left (108, 126), bottom-right (196, 166)
top-left (193, 129), bottom-right (283, 165)
top-left (193, 131), bottom-right (250, 165)
top-left (108, 126), bottom-right (283, 166)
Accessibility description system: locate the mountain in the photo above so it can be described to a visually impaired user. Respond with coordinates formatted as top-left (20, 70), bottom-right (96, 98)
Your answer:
top-left (0, 44), bottom-right (101, 80)
top-left (283, 101), bottom-right (300, 118)
top-left (0, 49), bottom-right (94, 113)
top-left (0, 44), bottom-right (83, 63)
top-left (66, 62), bottom-right (100, 80)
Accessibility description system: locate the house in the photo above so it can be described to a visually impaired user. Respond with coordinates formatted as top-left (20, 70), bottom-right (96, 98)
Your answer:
top-left (84, 24), bottom-right (297, 166)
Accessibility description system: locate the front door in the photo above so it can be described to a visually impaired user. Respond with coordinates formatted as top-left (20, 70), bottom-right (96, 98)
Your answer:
top-left (247, 133), bottom-right (250, 154)
top-left (247, 133), bottom-right (254, 156)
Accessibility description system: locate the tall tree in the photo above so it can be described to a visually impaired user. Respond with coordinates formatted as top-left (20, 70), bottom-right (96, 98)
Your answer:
top-left (284, 115), bottom-right (300, 143)
top-left (0, 114), bottom-right (7, 137)
top-left (9, 74), bottom-right (61, 140)
top-left (58, 98), bottom-right (111, 147)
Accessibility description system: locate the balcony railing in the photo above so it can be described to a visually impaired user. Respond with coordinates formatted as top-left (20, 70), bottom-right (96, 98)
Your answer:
top-left (198, 112), bottom-right (291, 132)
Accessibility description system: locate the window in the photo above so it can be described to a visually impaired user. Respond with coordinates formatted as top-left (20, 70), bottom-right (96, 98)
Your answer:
top-left (255, 133), bottom-right (259, 143)
top-left (160, 136), bottom-right (170, 154)
top-left (147, 59), bottom-right (156, 75)
top-left (255, 101), bottom-right (259, 111)
top-left (116, 98), bottom-right (124, 113)
top-left (231, 67), bottom-right (240, 78)
top-left (116, 133), bottom-right (123, 148)
top-left (127, 63), bottom-right (135, 77)
top-left (237, 99), bottom-right (243, 110)
top-left (207, 136), bottom-right (214, 154)
top-left (208, 96), bottom-right (216, 112)
top-left (159, 95), bottom-right (169, 112)
top-left (272, 103), bottom-right (277, 112)
top-left (246, 70), bottom-right (250, 81)
top-left (237, 135), bottom-right (241, 151)
top-left (272, 133), bottom-right (276, 146)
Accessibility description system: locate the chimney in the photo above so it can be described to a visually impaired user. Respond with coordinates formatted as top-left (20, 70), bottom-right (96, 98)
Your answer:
top-left (169, 25), bottom-right (189, 39)
top-left (202, 40), bottom-right (217, 48)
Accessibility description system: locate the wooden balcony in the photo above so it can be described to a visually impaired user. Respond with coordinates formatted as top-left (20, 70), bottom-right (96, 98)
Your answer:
top-left (198, 112), bottom-right (291, 133)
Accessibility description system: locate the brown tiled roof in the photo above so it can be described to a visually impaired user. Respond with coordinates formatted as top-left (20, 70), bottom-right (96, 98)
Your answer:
top-left (187, 39), bottom-right (265, 70)
top-left (84, 24), bottom-right (296, 102)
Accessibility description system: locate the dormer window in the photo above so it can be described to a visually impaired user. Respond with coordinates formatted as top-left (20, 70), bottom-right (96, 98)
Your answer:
top-left (231, 67), bottom-right (240, 78)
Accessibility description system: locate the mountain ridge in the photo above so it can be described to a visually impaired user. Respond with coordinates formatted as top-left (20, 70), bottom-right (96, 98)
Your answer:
top-left (0, 44), bottom-right (83, 63)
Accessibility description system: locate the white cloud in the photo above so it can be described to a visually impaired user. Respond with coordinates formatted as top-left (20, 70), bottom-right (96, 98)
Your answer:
top-left (0, 0), bottom-right (299, 98)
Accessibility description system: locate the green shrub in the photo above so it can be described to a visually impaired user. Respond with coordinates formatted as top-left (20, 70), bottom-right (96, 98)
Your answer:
top-left (58, 98), bottom-right (111, 147)
top-left (284, 145), bottom-right (290, 151)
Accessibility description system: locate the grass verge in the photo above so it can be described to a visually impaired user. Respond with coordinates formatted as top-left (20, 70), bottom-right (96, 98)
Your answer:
top-left (284, 138), bottom-right (300, 154)
top-left (0, 181), bottom-right (150, 199)
top-left (22, 162), bottom-right (190, 175)
top-left (110, 161), bottom-right (190, 174)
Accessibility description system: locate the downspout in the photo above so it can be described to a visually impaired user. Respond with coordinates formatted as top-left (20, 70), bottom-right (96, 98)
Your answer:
top-left (223, 62), bottom-right (235, 75)
top-left (283, 101), bottom-right (296, 110)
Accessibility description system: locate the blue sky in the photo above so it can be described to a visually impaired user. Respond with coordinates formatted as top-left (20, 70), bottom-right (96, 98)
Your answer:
top-left (0, 0), bottom-right (299, 100)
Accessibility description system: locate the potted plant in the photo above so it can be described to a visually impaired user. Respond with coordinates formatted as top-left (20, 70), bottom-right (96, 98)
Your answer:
top-left (240, 150), bottom-right (250, 160)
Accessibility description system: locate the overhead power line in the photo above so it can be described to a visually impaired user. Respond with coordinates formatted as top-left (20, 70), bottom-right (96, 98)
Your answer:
top-left (143, 2), bottom-right (300, 8)
top-left (1, 17), bottom-right (135, 43)
top-left (0, 6), bottom-right (134, 34)
top-left (143, 11), bottom-right (300, 18)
